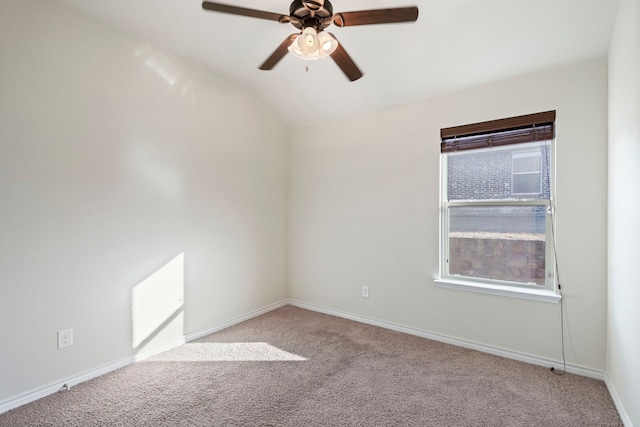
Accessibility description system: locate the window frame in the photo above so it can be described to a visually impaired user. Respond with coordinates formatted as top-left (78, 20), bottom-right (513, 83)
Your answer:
top-left (436, 112), bottom-right (560, 303)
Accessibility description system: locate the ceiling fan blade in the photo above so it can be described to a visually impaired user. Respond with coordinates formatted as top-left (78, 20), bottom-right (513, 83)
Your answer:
top-left (202, 2), bottom-right (288, 22)
top-left (333, 7), bottom-right (418, 27)
top-left (259, 34), bottom-right (298, 70)
top-left (328, 35), bottom-right (363, 82)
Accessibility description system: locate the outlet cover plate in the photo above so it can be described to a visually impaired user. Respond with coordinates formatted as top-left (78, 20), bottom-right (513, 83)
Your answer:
top-left (58, 329), bottom-right (73, 349)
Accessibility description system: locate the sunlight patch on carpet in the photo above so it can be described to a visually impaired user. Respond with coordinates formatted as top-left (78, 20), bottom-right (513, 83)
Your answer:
top-left (147, 342), bottom-right (307, 362)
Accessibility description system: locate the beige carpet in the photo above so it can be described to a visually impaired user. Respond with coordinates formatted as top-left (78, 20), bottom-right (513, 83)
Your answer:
top-left (0, 305), bottom-right (622, 426)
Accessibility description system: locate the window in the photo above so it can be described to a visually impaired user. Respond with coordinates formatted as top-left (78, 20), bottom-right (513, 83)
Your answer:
top-left (512, 152), bottom-right (542, 195)
top-left (437, 111), bottom-right (559, 302)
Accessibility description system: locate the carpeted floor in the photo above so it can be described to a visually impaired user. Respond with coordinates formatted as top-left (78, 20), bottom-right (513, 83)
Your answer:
top-left (0, 305), bottom-right (622, 426)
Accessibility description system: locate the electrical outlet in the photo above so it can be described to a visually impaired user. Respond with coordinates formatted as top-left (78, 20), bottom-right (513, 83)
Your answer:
top-left (362, 286), bottom-right (369, 298)
top-left (58, 329), bottom-right (73, 349)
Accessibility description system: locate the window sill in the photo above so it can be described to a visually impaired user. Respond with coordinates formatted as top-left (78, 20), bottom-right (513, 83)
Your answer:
top-left (435, 278), bottom-right (561, 303)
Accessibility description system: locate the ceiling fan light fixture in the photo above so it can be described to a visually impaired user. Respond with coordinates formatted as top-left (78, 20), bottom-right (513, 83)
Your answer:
top-left (288, 29), bottom-right (337, 60)
top-left (202, 0), bottom-right (419, 80)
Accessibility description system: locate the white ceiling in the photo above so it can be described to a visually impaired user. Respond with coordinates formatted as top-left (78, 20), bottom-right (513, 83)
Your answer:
top-left (53, 0), bottom-right (619, 128)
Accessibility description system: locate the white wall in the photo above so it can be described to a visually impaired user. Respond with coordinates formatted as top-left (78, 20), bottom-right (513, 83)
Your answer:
top-left (0, 0), bottom-right (288, 403)
top-left (289, 58), bottom-right (609, 373)
top-left (607, 0), bottom-right (640, 425)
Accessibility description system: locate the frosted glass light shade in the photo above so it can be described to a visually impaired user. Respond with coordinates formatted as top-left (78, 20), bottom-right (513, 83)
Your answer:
top-left (316, 31), bottom-right (338, 58)
top-left (298, 27), bottom-right (319, 53)
top-left (288, 29), bottom-right (338, 60)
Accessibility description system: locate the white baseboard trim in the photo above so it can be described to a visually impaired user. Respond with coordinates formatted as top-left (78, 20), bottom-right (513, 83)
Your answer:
top-left (0, 299), bottom-right (289, 415)
top-left (605, 373), bottom-right (634, 427)
top-left (0, 355), bottom-right (134, 416)
top-left (183, 299), bottom-right (289, 344)
top-left (287, 299), bottom-right (605, 380)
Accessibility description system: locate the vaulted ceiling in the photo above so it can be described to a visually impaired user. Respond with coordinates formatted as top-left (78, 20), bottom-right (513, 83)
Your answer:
top-left (53, 0), bottom-right (619, 128)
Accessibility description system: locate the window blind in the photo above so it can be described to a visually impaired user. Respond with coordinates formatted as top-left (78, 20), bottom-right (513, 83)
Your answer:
top-left (440, 110), bottom-right (555, 153)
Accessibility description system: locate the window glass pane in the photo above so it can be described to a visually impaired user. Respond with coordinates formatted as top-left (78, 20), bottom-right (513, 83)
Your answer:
top-left (447, 142), bottom-right (550, 201)
top-left (513, 172), bottom-right (541, 194)
top-left (448, 205), bottom-right (546, 285)
top-left (512, 154), bottom-right (541, 173)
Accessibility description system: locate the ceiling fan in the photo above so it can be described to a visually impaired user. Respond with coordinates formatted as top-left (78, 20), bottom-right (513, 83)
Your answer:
top-left (202, 0), bottom-right (419, 81)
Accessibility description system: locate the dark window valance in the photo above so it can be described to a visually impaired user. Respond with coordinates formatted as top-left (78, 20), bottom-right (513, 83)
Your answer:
top-left (441, 110), bottom-right (556, 153)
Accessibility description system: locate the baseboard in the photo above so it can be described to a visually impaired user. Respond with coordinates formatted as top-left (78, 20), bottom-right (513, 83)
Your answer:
top-left (133, 299), bottom-right (289, 362)
top-left (0, 299), bottom-right (289, 415)
top-left (605, 373), bottom-right (635, 427)
top-left (287, 299), bottom-right (605, 380)
top-left (0, 355), bottom-right (135, 416)
top-left (183, 300), bottom-right (289, 343)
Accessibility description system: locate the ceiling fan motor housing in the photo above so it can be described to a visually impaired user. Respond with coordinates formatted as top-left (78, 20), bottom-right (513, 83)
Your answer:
top-left (289, 0), bottom-right (333, 29)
